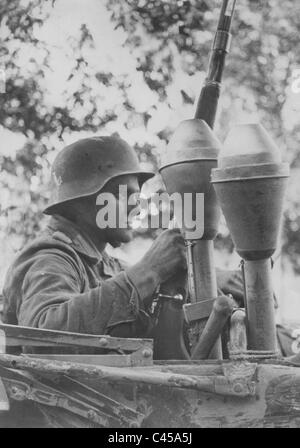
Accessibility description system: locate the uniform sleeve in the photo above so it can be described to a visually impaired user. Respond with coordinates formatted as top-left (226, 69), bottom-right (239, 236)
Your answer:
top-left (19, 250), bottom-right (152, 337)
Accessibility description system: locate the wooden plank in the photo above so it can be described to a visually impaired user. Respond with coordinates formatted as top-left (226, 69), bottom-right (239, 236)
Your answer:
top-left (0, 365), bottom-right (144, 427)
top-left (25, 354), bottom-right (140, 367)
top-left (2, 358), bottom-right (300, 427)
top-left (26, 357), bottom-right (219, 371)
top-left (147, 363), bottom-right (224, 376)
top-left (50, 375), bottom-right (144, 424)
top-left (0, 353), bottom-right (255, 397)
top-left (0, 323), bottom-right (153, 352)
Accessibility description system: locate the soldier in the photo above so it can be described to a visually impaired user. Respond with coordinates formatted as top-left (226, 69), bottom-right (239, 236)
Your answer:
top-left (2, 135), bottom-right (244, 345)
top-left (2, 136), bottom-right (187, 341)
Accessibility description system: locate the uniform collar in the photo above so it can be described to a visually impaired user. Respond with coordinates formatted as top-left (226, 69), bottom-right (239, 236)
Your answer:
top-left (47, 215), bottom-right (103, 264)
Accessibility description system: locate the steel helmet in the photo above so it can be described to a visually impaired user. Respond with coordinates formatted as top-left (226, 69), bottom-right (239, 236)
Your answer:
top-left (44, 136), bottom-right (154, 215)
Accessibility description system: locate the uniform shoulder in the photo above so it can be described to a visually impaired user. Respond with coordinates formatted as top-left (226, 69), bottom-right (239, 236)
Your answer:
top-left (9, 230), bottom-right (81, 272)
top-left (51, 230), bottom-right (73, 245)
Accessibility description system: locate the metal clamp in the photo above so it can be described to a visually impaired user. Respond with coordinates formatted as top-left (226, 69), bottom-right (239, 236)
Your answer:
top-left (156, 293), bottom-right (184, 302)
top-left (213, 30), bottom-right (232, 52)
top-left (183, 298), bottom-right (216, 324)
top-left (220, 361), bottom-right (257, 397)
top-left (229, 349), bottom-right (280, 361)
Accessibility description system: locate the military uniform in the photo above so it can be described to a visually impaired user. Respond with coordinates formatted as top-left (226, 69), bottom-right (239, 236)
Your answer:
top-left (1, 136), bottom-right (256, 352)
top-left (2, 212), bottom-right (248, 340)
top-left (3, 215), bottom-right (152, 340)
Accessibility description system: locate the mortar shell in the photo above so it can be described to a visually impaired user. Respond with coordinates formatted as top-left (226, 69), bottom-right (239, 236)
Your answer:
top-left (159, 119), bottom-right (222, 239)
top-left (211, 123), bottom-right (289, 260)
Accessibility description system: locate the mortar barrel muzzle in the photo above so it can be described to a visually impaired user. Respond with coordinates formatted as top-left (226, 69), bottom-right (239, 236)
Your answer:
top-left (211, 123), bottom-right (289, 260)
top-left (159, 119), bottom-right (222, 239)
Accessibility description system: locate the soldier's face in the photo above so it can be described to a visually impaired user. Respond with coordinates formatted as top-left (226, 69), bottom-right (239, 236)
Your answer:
top-left (95, 174), bottom-right (141, 244)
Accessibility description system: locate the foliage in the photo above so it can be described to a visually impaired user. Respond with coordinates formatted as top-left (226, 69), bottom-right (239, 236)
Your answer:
top-left (1, 0), bottom-right (300, 272)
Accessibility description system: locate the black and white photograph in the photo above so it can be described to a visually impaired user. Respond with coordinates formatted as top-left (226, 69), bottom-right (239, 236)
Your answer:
top-left (0, 0), bottom-right (300, 431)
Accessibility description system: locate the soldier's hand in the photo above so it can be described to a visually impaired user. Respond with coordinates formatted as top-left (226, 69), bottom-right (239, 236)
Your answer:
top-left (126, 229), bottom-right (187, 306)
top-left (143, 229), bottom-right (187, 283)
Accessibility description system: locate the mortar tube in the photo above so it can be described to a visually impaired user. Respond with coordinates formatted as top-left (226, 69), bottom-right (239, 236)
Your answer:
top-left (188, 239), bottom-right (222, 359)
top-left (244, 258), bottom-right (277, 352)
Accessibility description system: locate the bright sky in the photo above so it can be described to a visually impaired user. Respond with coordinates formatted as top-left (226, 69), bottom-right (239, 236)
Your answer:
top-left (37, 0), bottom-right (181, 156)
top-left (2, 0), bottom-right (163, 157)
top-left (3, 0), bottom-right (300, 158)
top-left (38, 0), bottom-right (138, 101)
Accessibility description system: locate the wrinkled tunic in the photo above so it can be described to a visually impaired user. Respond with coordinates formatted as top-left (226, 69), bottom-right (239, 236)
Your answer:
top-left (3, 215), bottom-right (151, 339)
top-left (2, 215), bottom-right (247, 346)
